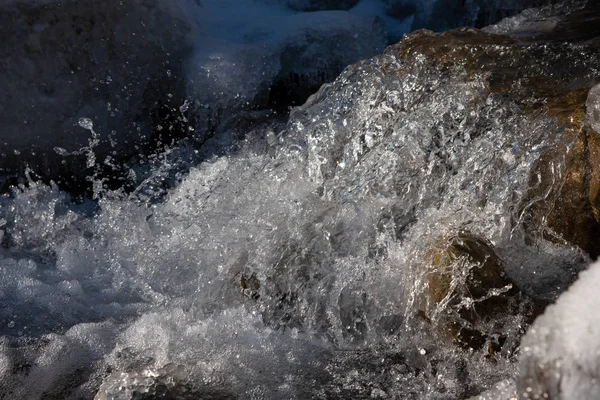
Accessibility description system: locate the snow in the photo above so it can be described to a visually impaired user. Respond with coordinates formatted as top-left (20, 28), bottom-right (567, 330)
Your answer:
top-left (518, 259), bottom-right (600, 399)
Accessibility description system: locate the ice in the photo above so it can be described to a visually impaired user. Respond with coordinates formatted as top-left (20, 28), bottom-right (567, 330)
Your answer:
top-left (517, 259), bottom-right (600, 399)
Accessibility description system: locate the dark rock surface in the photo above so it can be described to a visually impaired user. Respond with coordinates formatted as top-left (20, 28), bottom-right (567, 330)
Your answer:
top-left (0, 0), bottom-right (192, 187)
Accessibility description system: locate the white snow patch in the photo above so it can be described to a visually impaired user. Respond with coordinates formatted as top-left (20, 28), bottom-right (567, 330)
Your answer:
top-left (518, 259), bottom-right (600, 399)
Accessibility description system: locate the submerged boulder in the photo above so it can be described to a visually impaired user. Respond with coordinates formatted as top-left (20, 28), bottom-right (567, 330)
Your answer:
top-left (519, 125), bottom-right (600, 259)
top-left (279, 4), bottom-right (600, 362)
top-left (391, 22), bottom-right (600, 260)
top-left (289, 20), bottom-right (600, 257)
top-left (421, 232), bottom-right (529, 352)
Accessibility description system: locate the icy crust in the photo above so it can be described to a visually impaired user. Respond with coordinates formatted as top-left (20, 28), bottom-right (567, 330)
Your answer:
top-left (482, 8), bottom-right (559, 36)
top-left (518, 260), bottom-right (600, 399)
top-left (482, 0), bottom-right (600, 40)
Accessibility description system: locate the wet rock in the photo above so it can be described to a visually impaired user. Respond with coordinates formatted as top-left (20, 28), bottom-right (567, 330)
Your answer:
top-left (240, 272), bottom-right (261, 300)
top-left (387, 20), bottom-right (600, 258)
top-left (588, 130), bottom-right (600, 221)
top-left (420, 232), bottom-right (527, 351)
top-left (0, 0), bottom-right (192, 187)
top-left (516, 81), bottom-right (600, 258)
top-left (286, 14), bottom-right (600, 260)
top-left (519, 126), bottom-right (600, 258)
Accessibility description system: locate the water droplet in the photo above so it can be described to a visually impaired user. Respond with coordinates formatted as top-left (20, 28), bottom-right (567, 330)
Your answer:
top-left (54, 147), bottom-right (68, 156)
top-left (78, 117), bottom-right (94, 131)
top-left (179, 100), bottom-right (189, 113)
top-left (7, 321), bottom-right (15, 328)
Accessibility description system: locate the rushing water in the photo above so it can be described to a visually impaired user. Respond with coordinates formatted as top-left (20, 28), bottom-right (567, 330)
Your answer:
top-left (1, 3), bottom-right (599, 399)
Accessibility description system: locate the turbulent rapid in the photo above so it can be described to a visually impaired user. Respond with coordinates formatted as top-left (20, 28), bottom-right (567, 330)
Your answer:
top-left (2, 0), bottom-right (600, 399)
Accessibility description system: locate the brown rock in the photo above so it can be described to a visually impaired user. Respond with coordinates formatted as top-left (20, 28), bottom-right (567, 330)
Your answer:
top-left (518, 125), bottom-right (600, 258)
top-left (387, 24), bottom-right (600, 258)
top-left (421, 232), bottom-right (526, 352)
top-left (588, 131), bottom-right (600, 221)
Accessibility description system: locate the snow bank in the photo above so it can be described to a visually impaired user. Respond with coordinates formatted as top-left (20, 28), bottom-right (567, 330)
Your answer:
top-left (518, 259), bottom-right (600, 399)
